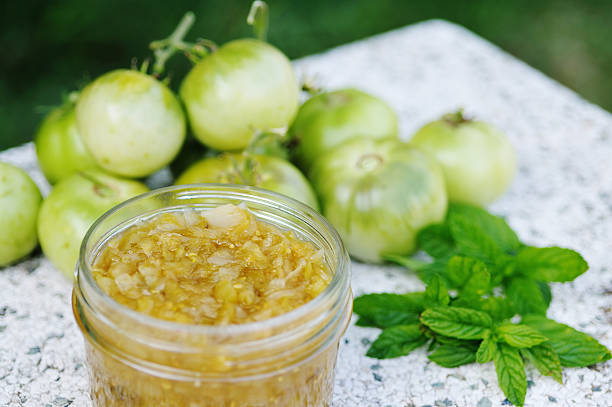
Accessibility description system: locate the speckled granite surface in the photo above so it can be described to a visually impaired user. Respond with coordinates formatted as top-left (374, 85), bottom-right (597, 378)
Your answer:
top-left (1, 20), bottom-right (611, 407)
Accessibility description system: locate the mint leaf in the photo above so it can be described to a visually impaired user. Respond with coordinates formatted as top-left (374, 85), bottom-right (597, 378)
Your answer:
top-left (505, 276), bottom-right (548, 316)
top-left (461, 263), bottom-right (491, 298)
top-left (435, 334), bottom-right (480, 348)
top-left (428, 343), bottom-right (477, 367)
top-left (424, 275), bottom-right (449, 307)
top-left (515, 246), bottom-right (588, 282)
top-left (448, 214), bottom-right (505, 263)
top-left (537, 280), bottom-right (552, 308)
top-left (382, 254), bottom-right (427, 270)
top-left (495, 323), bottom-right (549, 348)
top-left (418, 258), bottom-right (449, 284)
top-left (420, 306), bottom-right (492, 340)
top-left (354, 293), bottom-right (424, 329)
top-left (453, 296), bottom-right (515, 322)
top-left (522, 315), bottom-right (612, 367)
top-left (520, 343), bottom-right (563, 384)
top-left (417, 223), bottom-right (455, 259)
top-left (476, 333), bottom-right (496, 364)
top-left (383, 254), bottom-right (449, 285)
top-left (445, 256), bottom-right (484, 288)
top-left (448, 203), bottom-right (521, 253)
top-left (366, 324), bottom-right (427, 359)
top-left (495, 342), bottom-right (527, 407)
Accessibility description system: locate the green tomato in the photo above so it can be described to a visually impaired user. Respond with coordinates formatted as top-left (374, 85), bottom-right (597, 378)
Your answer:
top-left (37, 170), bottom-right (148, 278)
top-left (310, 138), bottom-right (447, 263)
top-left (34, 100), bottom-right (98, 184)
top-left (180, 39), bottom-right (299, 151)
top-left (290, 88), bottom-right (398, 170)
top-left (410, 112), bottom-right (516, 206)
top-left (0, 162), bottom-right (42, 266)
top-left (76, 69), bottom-right (186, 178)
top-left (175, 153), bottom-right (319, 210)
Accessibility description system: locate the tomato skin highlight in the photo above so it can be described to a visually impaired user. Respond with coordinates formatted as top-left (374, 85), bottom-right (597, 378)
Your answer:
top-left (410, 116), bottom-right (516, 206)
top-left (290, 88), bottom-right (398, 171)
top-left (180, 39), bottom-right (299, 151)
top-left (310, 138), bottom-right (447, 263)
top-left (76, 69), bottom-right (186, 178)
top-left (0, 163), bottom-right (42, 266)
top-left (34, 102), bottom-right (98, 185)
top-left (175, 153), bottom-right (319, 211)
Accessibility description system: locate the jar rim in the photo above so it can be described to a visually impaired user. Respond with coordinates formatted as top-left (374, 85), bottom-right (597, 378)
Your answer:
top-left (76, 183), bottom-right (350, 338)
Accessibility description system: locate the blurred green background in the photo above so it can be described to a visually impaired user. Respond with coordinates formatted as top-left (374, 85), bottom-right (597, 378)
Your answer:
top-left (1, 0), bottom-right (611, 151)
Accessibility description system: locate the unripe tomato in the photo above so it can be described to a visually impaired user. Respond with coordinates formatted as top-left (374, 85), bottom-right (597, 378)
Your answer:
top-left (290, 88), bottom-right (398, 170)
top-left (0, 162), bottom-right (42, 266)
top-left (310, 138), bottom-right (447, 263)
top-left (34, 101), bottom-right (97, 184)
top-left (76, 69), bottom-right (186, 178)
top-left (410, 112), bottom-right (516, 206)
top-left (175, 153), bottom-right (319, 210)
top-left (180, 39), bottom-right (299, 151)
top-left (37, 170), bottom-right (148, 278)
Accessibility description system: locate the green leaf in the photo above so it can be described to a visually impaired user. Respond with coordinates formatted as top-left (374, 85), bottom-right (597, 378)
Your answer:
top-left (383, 254), bottom-right (449, 286)
top-left (494, 342), bottom-right (527, 407)
top-left (505, 276), bottom-right (548, 316)
top-left (353, 293), bottom-right (424, 329)
top-left (435, 334), bottom-right (480, 348)
top-left (515, 246), bottom-right (588, 282)
top-left (366, 324), bottom-right (428, 359)
top-left (428, 343), bottom-right (477, 368)
top-left (418, 259), bottom-right (450, 284)
top-left (522, 315), bottom-right (612, 367)
top-left (420, 306), bottom-right (492, 340)
top-left (453, 296), bottom-right (515, 322)
top-left (448, 203), bottom-right (521, 253)
top-left (382, 254), bottom-right (427, 270)
top-left (445, 256), bottom-right (483, 288)
top-left (461, 263), bottom-right (492, 298)
top-left (424, 275), bottom-right (449, 307)
top-left (520, 343), bottom-right (563, 384)
top-left (536, 280), bottom-right (552, 307)
top-left (476, 333), bottom-right (496, 363)
top-left (417, 223), bottom-right (456, 259)
top-left (495, 323), bottom-right (549, 348)
top-left (447, 213), bottom-right (505, 263)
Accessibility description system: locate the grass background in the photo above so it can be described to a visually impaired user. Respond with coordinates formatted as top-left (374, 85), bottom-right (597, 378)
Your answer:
top-left (1, 0), bottom-right (611, 150)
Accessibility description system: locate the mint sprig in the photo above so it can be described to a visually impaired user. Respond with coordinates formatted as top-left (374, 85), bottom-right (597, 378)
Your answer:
top-left (355, 203), bottom-right (610, 407)
top-left (495, 343), bottom-right (527, 407)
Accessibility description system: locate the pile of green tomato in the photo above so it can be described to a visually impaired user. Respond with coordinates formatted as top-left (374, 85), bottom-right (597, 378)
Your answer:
top-left (0, 4), bottom-right (515, 278)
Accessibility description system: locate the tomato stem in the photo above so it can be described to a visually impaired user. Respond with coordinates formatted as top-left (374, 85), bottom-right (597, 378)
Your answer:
top-left (247, 1), bottom-right (269, 42)
top-left (77, 171), bottom-right (114, 198)
top-left (149, 11), bottom-right (199, 77)
top-left (443, 108), bottom-right (471, 126)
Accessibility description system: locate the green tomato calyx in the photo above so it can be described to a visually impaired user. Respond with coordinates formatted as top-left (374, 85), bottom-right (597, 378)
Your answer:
top-left (443, 108), bottom-right (471, 127)
top-left (223, 154), bottom-right (262, 186)
top-left (357, 153), bottom-right (384, 172)
top-left (246, 128), bottom-right (290, 160)
top-left (300, 76), bottom-right (323, 96)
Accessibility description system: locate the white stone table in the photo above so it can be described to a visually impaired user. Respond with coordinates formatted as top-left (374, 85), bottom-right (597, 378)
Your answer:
top-left (1, 19), bottom-right (611, 407)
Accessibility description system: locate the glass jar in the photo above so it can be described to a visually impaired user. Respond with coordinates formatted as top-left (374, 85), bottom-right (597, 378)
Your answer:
top-left (73, 184), bottom-right (352, 407)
